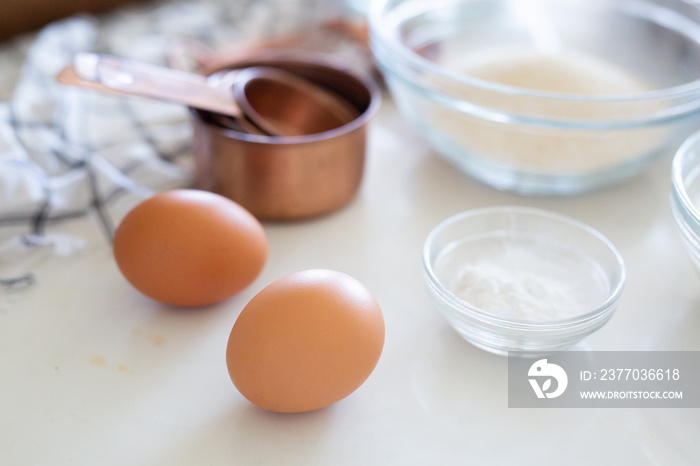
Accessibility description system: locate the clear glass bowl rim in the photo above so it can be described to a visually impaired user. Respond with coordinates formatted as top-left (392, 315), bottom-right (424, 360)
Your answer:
top-left (369, 0), bottom-right (700, 104)
top-left (422, 206), bottom-right (627, 330)
top-left (671, 129), bottom-right (700, 233)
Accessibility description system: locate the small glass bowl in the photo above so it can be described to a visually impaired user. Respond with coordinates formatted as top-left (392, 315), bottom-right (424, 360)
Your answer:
top-left (422, 207), bottom-right (626, 355)
top-left (671, 130), bottom-right (700, 272)
top-left (370, 0), bottom-right (700, 195)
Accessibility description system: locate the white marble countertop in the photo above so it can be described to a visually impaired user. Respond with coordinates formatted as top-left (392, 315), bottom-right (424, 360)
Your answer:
top-left (2, 94), bottom-right (699, 465)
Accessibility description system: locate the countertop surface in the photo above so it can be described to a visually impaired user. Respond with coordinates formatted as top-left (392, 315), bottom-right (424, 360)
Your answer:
top-left (2, 95), bottom-right (699, 465)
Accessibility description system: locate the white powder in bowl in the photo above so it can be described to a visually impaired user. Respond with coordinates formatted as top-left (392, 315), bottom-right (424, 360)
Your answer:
top-left (440, 236), bottom-right (607, 322)
top-left (460, 49), bottom-right (650, 95)
top-left (427, 47), bottom-right (667, 174)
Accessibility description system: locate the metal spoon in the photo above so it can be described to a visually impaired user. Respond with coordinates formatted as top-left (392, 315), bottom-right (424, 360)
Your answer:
top-left (57, 53), bottom-right (358, 137)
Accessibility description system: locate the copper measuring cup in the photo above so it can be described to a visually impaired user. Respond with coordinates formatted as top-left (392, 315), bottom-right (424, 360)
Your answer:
top-left (191, 49), bottom-right (381, 221)
top-left (58, 53), bottom-right (359, 137)
top-left (57, 47), bottom-right (381, 220)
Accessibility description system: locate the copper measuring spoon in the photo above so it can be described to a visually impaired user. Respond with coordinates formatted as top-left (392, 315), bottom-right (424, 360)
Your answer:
top-left (57, 53), bottom-right (358, 136)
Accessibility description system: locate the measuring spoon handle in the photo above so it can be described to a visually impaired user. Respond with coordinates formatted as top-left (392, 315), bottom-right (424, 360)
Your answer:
top-left (70, 53), bottom-right (244, 118)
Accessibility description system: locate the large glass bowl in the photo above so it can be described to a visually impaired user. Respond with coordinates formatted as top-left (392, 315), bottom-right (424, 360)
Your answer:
top-left (370, 0), bottom-right (700, 195)
top-left (671, 130), bottom-right (700, 273)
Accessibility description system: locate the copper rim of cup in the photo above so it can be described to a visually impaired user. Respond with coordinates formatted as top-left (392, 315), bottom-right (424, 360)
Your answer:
top-left (192, 49), bottom-right (381, 145)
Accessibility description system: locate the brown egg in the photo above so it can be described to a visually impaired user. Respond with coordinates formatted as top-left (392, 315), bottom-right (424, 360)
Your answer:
top-left (113, 189), bottom-right (267, 307)
top-left (226, 269), bottom-right (385, 413)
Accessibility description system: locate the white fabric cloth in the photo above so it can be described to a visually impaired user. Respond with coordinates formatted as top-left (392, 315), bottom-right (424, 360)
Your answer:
top-left (0, 0), bottom-right (347, 289)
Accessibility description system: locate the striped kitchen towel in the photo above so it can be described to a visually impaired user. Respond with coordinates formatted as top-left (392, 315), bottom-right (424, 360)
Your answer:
top-left (0, 0), bottom-right (346, 290)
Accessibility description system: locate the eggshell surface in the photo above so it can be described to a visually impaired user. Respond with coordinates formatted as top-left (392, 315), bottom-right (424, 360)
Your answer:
top-left (226, 269), bottom-right (385, 413)
top-left (113, 189), bottom-right (267, 307)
